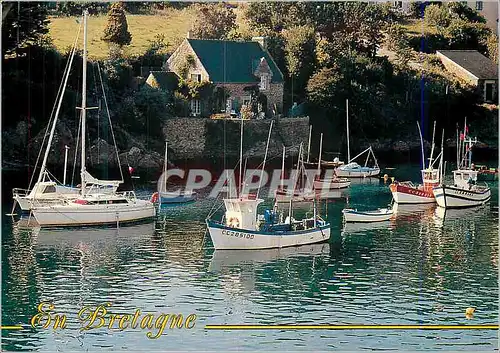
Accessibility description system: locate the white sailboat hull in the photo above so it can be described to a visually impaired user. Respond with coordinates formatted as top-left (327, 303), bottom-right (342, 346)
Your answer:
top-left (206, 221), bottom-right (331, 250)
top-left (313, 178), bottom-right (350, 190)
top-left (432, 185), bottom-right (491, 209)
top-left (335, 167), bottom-right (380, 178)
top-left (32, 200), bottom-right (155, 227)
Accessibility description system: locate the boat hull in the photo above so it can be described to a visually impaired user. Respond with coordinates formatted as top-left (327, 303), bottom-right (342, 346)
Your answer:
top-left (342, 208), bottom-right (393, 223)
top-left (389, 183), bottom-right (435, 204)
top-left (335, 167), bottom-right (380, 178)
top-left (432, 185), bottom-right (491, 209)
top-left (275, 190), bottom-right (315, 203)
top-left (159, 191), bottom-right (196, 204)
top-left (32, 200), bottom-right (155, 227)
top-left (313, 178), bottom-right (350, 190)
top-left (206, 220), bottom-right (331, 250)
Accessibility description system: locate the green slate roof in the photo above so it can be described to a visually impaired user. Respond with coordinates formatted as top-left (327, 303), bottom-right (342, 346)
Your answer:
top-left (148, 71), bottom-right (179, 91)
top-left (186, 39), bottom-right (284, 83)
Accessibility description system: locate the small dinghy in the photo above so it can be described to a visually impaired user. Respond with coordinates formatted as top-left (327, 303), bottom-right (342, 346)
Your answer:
top-left (342, 207), bottom-right (393, 223)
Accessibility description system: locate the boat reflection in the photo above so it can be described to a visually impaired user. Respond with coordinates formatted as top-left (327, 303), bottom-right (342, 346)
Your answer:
top-left (209, 242), bottom-right (330, 272)
top-left (341, 221), bottom-right (394, 236)
top-left (392, 202), bottom-right (436, 217)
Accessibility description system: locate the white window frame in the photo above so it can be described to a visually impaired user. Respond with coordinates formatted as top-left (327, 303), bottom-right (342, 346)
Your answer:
top-left (260, 74), bottom-right (270, 91)
top-left (242, 95), bottom-right (252, 107)
top-left (190, 99), bottom-right (201, 115)
top-left (484, 80), bottom-right (495, 102)
top-left (476, 1), bottom-right (483, 11)
top-left (190, 73), bottom-right (202, 82)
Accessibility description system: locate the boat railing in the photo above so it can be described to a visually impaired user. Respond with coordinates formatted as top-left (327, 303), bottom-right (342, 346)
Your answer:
top-left (12, 188), bottom-right (30, 197)
top-left (121, 191), bottom-right (137, 200)
top-left (399, 181), bottom-right (415, 188)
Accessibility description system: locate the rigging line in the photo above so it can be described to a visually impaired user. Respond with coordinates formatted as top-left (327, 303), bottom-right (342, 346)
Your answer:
top-left (97, 61), bottom-right (124, 183)
top-left (28, 21), bottom-right (82, 190)
top-left (91, 61), bottom-right (100, 161)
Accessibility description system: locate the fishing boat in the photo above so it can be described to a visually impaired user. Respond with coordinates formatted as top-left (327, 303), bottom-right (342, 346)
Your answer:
top-left (342, 207), bottom-right (394, 223)
top-left (432, 121), bottom-right (491, 209)
top-left (335, 99), bottom-right (380, 178)
top-left (31, 11), bottom-right (155, 227)
top-left (153, 141), bottom-right (196, 205)
top-left (390, 122), bottom-right (442, 204)
top-left (312, 133), bottom-right (350, 191)
top-left (206, 118), bottom-right (330, 250)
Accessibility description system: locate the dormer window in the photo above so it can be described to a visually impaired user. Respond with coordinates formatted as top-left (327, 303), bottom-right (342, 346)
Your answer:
top-left (260, 74), bottom-right (270, 91)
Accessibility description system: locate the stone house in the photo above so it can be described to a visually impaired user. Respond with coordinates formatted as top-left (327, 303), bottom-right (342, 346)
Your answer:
top-left (436, 50), bottom-right (498, 104)
top-left (160, 36), bottom-right (284, 117)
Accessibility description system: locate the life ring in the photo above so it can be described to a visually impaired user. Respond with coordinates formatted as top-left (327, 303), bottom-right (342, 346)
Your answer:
top-left (228, 217), bottom-right (240, 228)
top-left (150, 192), bottom-right (159, 203)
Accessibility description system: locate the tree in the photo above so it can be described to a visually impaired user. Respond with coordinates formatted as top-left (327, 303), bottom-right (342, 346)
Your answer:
top-left (190, 3), bottom-right (236, 40)
top-left (484, 33), bottom-right (498, 63)
top-left (2, 2), bottom-right (49, 56)
top-left (102, 2), bottom-right (132, 47)
top-left (283, 25), bottom-right (317, 102)
top-left (385, 24), bottom-right (414, 68)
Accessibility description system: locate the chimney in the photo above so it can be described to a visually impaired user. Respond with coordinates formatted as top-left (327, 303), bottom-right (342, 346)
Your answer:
top-left (187, 30), bottom-right (192, 39)
top-left (252, 36), bottom-right (267, 50)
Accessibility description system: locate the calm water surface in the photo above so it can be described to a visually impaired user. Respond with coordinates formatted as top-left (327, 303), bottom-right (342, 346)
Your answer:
top-left (1, 165), bottom-right (498, 351)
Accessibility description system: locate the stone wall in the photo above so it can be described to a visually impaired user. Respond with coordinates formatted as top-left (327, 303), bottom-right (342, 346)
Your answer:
top-left (163, 116), bottom-right (310, 161)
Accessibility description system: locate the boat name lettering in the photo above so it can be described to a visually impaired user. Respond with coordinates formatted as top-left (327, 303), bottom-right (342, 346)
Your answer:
top-left (221, 229), bottom-right (254, 239)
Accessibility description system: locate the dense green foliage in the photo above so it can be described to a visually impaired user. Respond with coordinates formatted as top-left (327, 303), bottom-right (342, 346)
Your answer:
top-left (190, 3), bottom-right (237, 40)
top-left (2, 2), bottom-right (49, 56)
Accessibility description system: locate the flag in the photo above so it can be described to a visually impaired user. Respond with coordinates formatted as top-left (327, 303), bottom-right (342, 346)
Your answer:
top-left (128, 166), bottom-right (134, 174)
top-left (465, 125), bottom-right (469, 133)
top-left (460, 133), bottom-right (465, 141)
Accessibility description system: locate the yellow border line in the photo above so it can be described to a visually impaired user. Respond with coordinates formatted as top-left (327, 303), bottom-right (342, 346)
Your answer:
top-left (0, 326), bottom-right (23, 330)
top-left (205, 325), bottom-right (499, 330)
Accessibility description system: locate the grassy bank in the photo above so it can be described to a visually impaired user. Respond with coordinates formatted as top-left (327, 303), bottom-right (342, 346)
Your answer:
top-left (48, 10), bottom-right (194, 59)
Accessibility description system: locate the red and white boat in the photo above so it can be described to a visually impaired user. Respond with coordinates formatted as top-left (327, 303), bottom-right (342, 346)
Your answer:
top-left (390, 121), bottom-right (442, 204)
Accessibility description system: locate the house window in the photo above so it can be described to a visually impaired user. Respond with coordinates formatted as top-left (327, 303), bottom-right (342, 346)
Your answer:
top-left (393, 1), bottom-right (402, 8)
top-left (484, 81), bottom-right (494, 102)
top-left (260, 74), bottom-right (270, 91)
top-left (242, 96), bottom-right (251, 107)
top-left (476, 1), bottom-right (483, 10)
top-left (190, 99), bottom-right (201, 115)
top-left (190, 73), bottom-right (202, 82)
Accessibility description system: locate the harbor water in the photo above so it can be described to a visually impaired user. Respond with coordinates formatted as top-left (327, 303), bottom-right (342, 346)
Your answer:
top-left (1, 164), bottom-right (498, 351)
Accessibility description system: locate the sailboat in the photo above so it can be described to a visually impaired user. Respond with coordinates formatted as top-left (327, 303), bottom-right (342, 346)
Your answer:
top-left (10, 26), bottom-right (114, 213)
top-left (31, 11), bottom-right (155, 227)
top-left (152, 141), bottom-right (196, 204)
top-left (206, 118), bottom-right (330, 250)
top-left (335, 99), bottom-right (380, 178)
top-left (432, 120), bottom-right (491, 209)
top-left (275, 143), bottom-right (315, 202)
top-left (390, 121), bottom-right (442, 204)
top-left (313, 133), bottom-right (350, 191)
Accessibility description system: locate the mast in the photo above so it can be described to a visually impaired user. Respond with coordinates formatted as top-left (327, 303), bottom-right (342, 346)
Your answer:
top-left (164, 141), bottom-right (168, 191)
top-left (293, 143), bottom-right (302, 193)
top-left (440, 129), bottom-right (445, 183)
top-left (428, 121), bottom-right (436, 169)
top-left (281, 145), bottom-right (285, 190)
top-left (346, 99), bottom-right (350, 162)
top-left (80, 10), bottom-right (88, 196)
top-left (238, 116), bottom-right (244, 197)
top-left (63, 145), bottom-right (70, 185)
top-left (306, 124), bottom-right (312, 163)
top-left (317, 133), bottom-right (323, 179)
top-left (417, 121), bottom-right (425, 171)
top-left (257, 121), bottom-right (273, 199)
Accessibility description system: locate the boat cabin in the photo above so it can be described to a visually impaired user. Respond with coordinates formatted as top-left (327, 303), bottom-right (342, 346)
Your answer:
top-left (223, 198), bottom-right (264, 230)
top-left (453, 169), bottom-right (478, 188)
top-left (421, 169), bottom-right (440, 185)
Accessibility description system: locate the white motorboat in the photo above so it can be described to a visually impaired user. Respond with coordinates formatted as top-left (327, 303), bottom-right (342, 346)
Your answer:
top-left (342, 207), bottom-right (394, 223)
top-left (31, 11), bottom-right (155, 227)
top-left (432, 121), bottom-right (491, 209)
